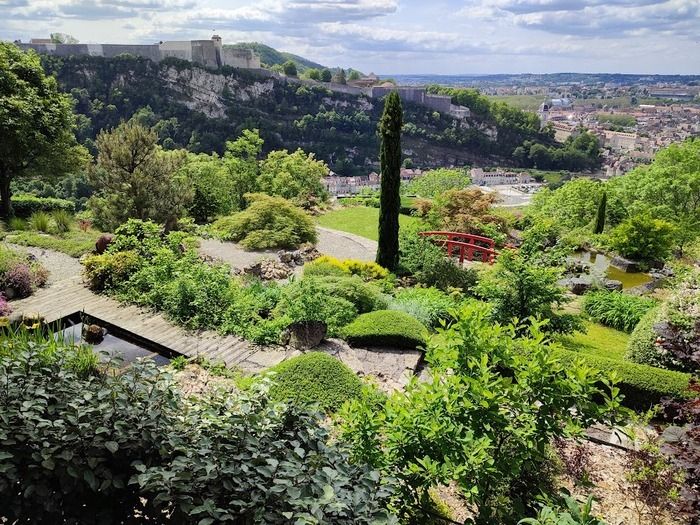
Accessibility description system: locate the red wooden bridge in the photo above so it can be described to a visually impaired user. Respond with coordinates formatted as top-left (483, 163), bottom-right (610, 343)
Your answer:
top-left (419, 231), bottom-right (498, 264)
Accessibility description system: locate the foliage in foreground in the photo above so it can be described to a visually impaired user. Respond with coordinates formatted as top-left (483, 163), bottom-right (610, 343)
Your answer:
top-left (519, 495), bottom-right (607, 525)
top-left (339, 303), bottom-right (623, 523)
top-left (212, 193), bottom-right (317, 250)
top-left (0, 339), bottom-right (396, 523)
top-left (263, 352), bottom-right (365, 412)
top-left (0, 244), bottom-right (48, 298)
top-left (582, 290), bottom-right (656, 333)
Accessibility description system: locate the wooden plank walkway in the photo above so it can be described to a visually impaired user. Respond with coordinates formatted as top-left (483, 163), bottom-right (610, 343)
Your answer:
top-left (11, 277), bottom-right (296, 372)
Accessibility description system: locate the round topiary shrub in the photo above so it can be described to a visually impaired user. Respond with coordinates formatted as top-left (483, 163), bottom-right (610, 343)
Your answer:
top-left (265, 352), bottom-right (363, 412)
top-left (212, 193), bottom-right (317, 250)
top-left (342, 310), bottom-right (429, 350)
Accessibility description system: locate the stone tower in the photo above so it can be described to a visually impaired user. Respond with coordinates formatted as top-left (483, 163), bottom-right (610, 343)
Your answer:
top-left (211, 34), bottom-right (222, 67)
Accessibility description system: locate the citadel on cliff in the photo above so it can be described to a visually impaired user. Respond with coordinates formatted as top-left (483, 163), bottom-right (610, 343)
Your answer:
top-left (16, 35), bottom-right (260, 70)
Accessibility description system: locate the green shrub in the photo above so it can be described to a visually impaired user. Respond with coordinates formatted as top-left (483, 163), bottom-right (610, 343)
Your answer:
top-left (583, 291), bottom-right (657, 333)
top-left (275, 278), bottom-right (358, 336)
top-left (28, 211), bottom-right (51, 232)
top-left (553, 345), bottom-right (691, 410)
top-left (342, 310), bottom-right (428, 349)
top-left (609, 213), bottom-right (676, 264)
top-left (52, 210), bottom-right (73, 233)
top-left (212, 193), bottom-right (317, 250)
top-left (304, 255), bottom-right (390, 283)
top-left (221, 279), bottom-right (286, 344)
top-left (0, 245), bottom-right (49, 297)
top-left (306, 275), bottom-right (387, 313)
top-left (0, 335), bottom-right (394, 523)
top-left (82, 251), bottom-right (142, 292)
top-left (8, 217), bottom-right (26, 231)
top-left (399, 228), bottom-right (477, 291)
top-left (624, 306), bottom-right (681, 370)
top-left (11, 194), bottom-right (75, 218)
top-left (264, 352), bottom-right (363, 412)
top-left (388, 287), bottom-right (458, 328)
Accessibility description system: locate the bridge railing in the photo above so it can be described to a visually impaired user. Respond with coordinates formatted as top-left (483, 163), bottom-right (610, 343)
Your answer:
top-left (418, 231), bottom-right (498, 264)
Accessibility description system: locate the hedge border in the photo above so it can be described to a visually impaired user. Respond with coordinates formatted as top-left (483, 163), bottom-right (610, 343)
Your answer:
top-left (553, 347), bottom-right (692, 411)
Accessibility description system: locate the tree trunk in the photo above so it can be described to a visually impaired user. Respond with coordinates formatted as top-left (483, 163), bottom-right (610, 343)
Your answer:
top-left (0, 173), bottom-right (13, 220)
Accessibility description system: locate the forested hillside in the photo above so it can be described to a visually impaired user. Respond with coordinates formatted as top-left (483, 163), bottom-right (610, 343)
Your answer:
top-left (225, 42), bottom-right (326, 72)
top-left (39, 54), bottom-right (597, 175)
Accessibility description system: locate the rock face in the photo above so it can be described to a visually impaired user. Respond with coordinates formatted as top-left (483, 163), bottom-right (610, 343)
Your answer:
top-left (611, 256), bottom-right (642, 273)
top-left (281, 321), bottom-right (327, 350)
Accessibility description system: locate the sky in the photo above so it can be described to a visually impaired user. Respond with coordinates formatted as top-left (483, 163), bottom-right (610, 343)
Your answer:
top-left (1, 0), bottom-right (699, 75)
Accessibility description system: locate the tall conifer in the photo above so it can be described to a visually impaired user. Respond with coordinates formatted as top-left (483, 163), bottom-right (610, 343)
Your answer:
top-left (376, 92), bottom-right (403, 271)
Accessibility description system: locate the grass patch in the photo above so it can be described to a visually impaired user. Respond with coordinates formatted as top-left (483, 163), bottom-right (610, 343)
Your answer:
top-left (317, 206), bottom-right (421, 241)
top-left (556, 321), bottom-right (630, 361)
top-left (6, 230), bottom-right (101, 257)
top-left (486, 94), bottom-right (545, 111)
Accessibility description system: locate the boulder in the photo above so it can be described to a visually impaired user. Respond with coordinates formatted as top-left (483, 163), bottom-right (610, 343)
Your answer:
top-left (82, 323), bottom-right (105, 344)
top-left (558, 275), bottom-right (593, 295)
top-left (610, 256), bottom-right (642, 273)
top-left (95, 234), bottom-right (114, 254)
top-left (281, 320), bottom-right (327, 350)
top-left (602, 279), bottom-right (623, 292)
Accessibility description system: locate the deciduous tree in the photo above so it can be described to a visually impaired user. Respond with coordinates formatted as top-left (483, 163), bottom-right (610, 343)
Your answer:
top-left (0, 44), bottom-right (87, 218)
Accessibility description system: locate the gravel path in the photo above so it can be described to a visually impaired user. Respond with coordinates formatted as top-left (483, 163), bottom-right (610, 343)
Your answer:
top-left (7, 243), bottom-right (82, 284)
top-left (199, 227), bottom-right (377, 270)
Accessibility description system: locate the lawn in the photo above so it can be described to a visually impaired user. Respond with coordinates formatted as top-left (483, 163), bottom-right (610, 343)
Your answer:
top-left (316, 206), bottom-right (421, 241)
top-left (486, 94), bottom-right (545, 112)
top-left (556, 321), bottom-right (630, 361)
top-left (5, 229), bottom-right (101, 257)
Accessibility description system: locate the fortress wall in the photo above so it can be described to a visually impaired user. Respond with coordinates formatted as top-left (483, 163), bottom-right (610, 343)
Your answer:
top-left (327, 83), bottom-right (366, 96)
top-left (190, 40), bottom-right (218, 68)
top-left (425, 94), bottom-right (452, 113)
top-left (102, 44), bottom-right (160, 61)
top-left (221, 48), bottom-right (261, 69)
top-left (159, 41), bottom-right (193, 62)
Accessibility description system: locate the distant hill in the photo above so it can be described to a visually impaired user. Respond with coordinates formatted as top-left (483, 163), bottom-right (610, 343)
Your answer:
top-left (225, 42), bottom-right (326, 72)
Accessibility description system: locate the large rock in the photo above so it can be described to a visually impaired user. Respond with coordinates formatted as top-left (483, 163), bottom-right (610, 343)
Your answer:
top-left (281, 320), bottom-right (327, 350)
top-left (558, 276), bottom-right (593, 295)
top-left (610, 256), bottom-right (642, 273)
top-left (602, 279), bottom-right (623, 292)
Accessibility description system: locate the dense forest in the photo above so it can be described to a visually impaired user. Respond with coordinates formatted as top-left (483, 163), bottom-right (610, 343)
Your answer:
top-left (38, 54), bottom-right (599, 176)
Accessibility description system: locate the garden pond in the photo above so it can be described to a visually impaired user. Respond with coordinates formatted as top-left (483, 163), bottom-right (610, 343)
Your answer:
top-left (570, 251), bottom-right (652, 290)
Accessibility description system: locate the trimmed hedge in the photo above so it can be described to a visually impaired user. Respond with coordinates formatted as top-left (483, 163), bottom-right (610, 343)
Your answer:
top-left (11, 195), bottom-right (75, 218)
top-left (342, 310), bottom-right (428, 350)
top-left (265, 352), bottom-right (363, 412)
top-left (553, 346), bottom-right (691, 411)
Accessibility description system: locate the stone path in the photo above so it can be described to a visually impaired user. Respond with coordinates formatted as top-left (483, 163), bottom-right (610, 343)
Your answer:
top-left (7, 243), bottom-right (82, 284)
top-left (199, 226), bottom-right (377, 270)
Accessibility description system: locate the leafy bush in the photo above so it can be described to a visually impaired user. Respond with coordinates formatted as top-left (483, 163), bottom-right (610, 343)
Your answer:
top-left (583, 291), bottom-right (657, 333)
top-left (8, 217), bottom-right (26, 231)
top-left (0, 335), bottom-right (395, 523)
top-left (609, 213), bottom-right (676, 264)
top-left (305, 275), bottom-right (387, 313)
top-left (275, 278), bottom-right (358, 336)
top-left (28, 211), bottom-right (51, 232)
top-left (11, 194), bottom-right (75, 218)
top-left (342, 310), bottom-right (428, 349)
top-left (52, 210), bottom-right (73, 233)
top-left (553, 345), bottom-right (691, 410)
top-left (475, 249), bottom-right (580, 334)
top-left (388, 287), bottom-right (458, 328)
top-left (625, 306), bottom-right (669, 369)
top-left (0, 293), bottom-right (12, 316)
top-left (519, 495), bottom-right (606, 525)
top-left (212, 193), bottom-right (317, 250)
top-left (304, 255), bottom-right (389, 281)
top-left (339, 302), bottom-right (621, 522)
top-left (82, 250), bottom-right (142, 292)
top-left (0, 245), bottom-right (48, 298)
top-left (263, 352), bottom-right (364, 412)
top-left (399, 228), bottom-right (478, 291)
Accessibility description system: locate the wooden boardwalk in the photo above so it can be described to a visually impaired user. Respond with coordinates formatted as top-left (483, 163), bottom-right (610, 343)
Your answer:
top-left (11, 277), bottom-right (296, 372)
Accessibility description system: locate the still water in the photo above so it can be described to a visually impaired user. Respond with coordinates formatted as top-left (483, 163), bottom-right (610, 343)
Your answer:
top-left (570, 251), bottom-right (652, 289)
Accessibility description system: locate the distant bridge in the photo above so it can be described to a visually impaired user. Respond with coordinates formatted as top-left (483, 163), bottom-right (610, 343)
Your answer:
top-left (419, 231), bottom-right (498, 264)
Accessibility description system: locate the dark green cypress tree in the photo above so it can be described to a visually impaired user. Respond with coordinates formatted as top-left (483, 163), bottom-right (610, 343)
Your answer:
top-left (594, 191), bottom-right (607, 234)
top-left (376, 91), bottom-right (403, 271)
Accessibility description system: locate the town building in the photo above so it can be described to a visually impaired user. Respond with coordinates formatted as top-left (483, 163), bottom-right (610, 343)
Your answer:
top-left (470, 168), bottom-right (534, 186)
